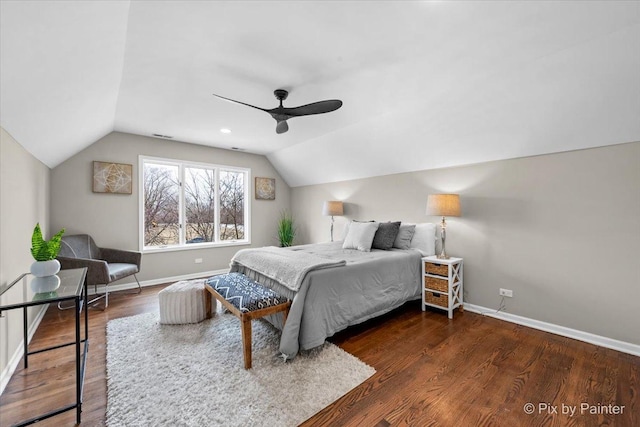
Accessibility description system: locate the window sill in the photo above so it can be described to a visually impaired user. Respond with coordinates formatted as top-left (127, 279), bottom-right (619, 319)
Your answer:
top-left (142, 240), bottom-right (251, 254)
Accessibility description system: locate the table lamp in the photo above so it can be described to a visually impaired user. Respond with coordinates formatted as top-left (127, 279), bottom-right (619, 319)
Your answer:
top-left (322, 201), bottom-right (344, 242)
top-left (426, 194), bottom-right (461, 259)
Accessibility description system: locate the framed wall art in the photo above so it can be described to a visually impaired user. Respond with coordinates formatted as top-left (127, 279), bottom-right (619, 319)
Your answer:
top-left (255, 177), bottom-right (275, 200)
top-left (93, 161), bottom-right (133, 194)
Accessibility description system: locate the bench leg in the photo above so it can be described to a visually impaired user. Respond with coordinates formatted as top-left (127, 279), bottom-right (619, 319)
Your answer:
top-left (204, 288), bottom-right (213, 319)
top-left (241, 317), bottom-right (252, 369)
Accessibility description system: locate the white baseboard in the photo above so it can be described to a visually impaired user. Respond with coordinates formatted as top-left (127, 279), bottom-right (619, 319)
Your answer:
top-left (87, 269), bottom-right (229, 295)
top-left (0, 269), bottom-right (229, 396)
top-left (464, 303), bottom-right (640, 357)
top-left (0, 304), bottom-right (48, 395)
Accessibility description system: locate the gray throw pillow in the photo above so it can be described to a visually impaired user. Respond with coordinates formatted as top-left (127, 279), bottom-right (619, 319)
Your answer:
top-left (372, 221), bottom-right (401, 250)
top-left (393, 224), bottom-right (416, 250)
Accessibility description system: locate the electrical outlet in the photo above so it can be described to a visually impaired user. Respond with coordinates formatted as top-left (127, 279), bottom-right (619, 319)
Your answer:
top-left (499, 288), bottom-right (513, 298)
top-left (194, 258), bottom-right (203, 264)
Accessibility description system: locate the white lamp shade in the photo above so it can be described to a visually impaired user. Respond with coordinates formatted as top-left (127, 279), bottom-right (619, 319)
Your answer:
top-left (426, 194), bottom-right (461, 217)
top-left (322, 201), bottom-right (344, 216)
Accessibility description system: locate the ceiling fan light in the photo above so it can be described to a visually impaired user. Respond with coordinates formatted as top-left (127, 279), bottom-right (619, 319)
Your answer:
top-left (276, 120), bottom-right (289, 134)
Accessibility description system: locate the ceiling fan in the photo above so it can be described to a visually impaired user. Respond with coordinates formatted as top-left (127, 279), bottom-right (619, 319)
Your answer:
top-left (213, 89), bottom-right (342, 134)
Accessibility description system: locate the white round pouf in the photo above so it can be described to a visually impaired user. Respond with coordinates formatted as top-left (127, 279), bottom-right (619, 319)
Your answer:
top-left (158, 279), bottom-right (208, 325)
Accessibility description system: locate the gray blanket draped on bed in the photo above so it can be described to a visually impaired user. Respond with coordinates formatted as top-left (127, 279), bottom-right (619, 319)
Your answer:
top-left (230, 242), bottom-right (422, 359)
top-left (230, 246), bottom-right (346, 294)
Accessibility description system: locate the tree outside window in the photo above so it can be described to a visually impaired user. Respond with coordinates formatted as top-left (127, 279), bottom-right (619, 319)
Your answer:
top-left (184, 167), bottom-right (216, 244)
top-left (141, 158), bottom-right (249, 250)
top-left (143, 163), bottom-right (179, 246)
top-left (219, 170), bottom-right (245, 241)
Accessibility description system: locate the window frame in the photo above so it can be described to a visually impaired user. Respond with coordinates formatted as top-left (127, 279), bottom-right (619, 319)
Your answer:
top-left (138, 155), bottom-right (251, 253)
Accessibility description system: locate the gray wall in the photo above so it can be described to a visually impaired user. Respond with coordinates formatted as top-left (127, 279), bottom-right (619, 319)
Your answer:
top-left (291, 142), bottom-right (640, 345)
top-left (50, 132), bottom-right (291, 282)
top-left (0, 127), bottom-right (51, 387)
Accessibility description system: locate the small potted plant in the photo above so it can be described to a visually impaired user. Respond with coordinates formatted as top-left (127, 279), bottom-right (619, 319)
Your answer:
top-left (277, 211), bottom-right (296, 247)
top-left (30, 223), bottom-right (65, 277)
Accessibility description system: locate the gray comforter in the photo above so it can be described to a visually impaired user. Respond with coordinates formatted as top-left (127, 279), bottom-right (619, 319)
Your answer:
top-left (230, 246), bottom-right (346, 292)
top-left (230, 242), bottom-right (422, 359)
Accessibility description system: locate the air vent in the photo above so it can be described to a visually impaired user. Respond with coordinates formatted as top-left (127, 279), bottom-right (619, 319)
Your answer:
top-left (152, 133), bottom-right (173, 139)
top-left (231, 147), bottom-right (245, 151)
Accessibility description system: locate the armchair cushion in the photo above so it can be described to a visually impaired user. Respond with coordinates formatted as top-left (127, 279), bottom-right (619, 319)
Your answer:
top-left (101, 248), bottom-right (141, 268)
top-left (108, 263), bottom-right (139, 282)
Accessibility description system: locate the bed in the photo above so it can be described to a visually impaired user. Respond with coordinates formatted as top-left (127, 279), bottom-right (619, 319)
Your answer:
top-left (230, 241), bottom-right (424, 359)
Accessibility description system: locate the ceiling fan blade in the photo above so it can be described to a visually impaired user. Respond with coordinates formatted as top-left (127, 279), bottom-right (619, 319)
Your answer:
top-left (276, 120), bottom-right (289, 134)
top-left (212, 93), bottom-right (268, 112)
top-left (214, 90), bottom-right (341, 135)
top-left (279, 99), bottom-right (343, 117)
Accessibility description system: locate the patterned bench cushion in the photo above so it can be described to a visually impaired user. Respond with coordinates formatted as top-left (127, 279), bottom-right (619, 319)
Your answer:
top-left (206, 273), bottom-right (289, 313)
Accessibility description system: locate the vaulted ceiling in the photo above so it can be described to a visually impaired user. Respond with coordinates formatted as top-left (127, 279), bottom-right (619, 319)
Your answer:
top-left (1, 1), bottom-right (639, 187)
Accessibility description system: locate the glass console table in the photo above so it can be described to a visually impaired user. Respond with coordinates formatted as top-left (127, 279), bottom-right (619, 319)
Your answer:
top-left (0, 268), bottom-right (88, 426)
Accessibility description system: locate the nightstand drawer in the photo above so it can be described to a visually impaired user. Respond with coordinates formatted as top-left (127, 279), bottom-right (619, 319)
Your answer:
top-left (425, 291), bottom-right (448, 308)
top-left (424, 276), bottom-right (448, 293)
top-left (424, 262), bottom-right (448, 277)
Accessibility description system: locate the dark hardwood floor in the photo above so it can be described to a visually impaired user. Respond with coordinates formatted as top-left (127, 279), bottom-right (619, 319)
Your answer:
top-left (1, 284), bottom-right (637, 426)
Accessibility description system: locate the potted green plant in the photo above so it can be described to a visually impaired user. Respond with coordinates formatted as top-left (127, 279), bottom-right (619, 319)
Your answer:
top-left (30, 223), bottom-right (65, 277)
top-left (277, 211), bottom-right (296, 247)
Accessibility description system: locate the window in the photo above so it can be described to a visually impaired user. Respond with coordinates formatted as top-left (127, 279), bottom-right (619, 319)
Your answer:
top-left (140, 156), bottom-right (250, 251)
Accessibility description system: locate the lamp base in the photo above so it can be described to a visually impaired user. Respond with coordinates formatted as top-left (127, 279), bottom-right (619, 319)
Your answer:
top-left (437, 217), bottom-right (449, 260)
top-left (330, 216), bottom-right (335, 242)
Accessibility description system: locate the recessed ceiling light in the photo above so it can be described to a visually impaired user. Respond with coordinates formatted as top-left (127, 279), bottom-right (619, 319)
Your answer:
top-left (220, 128), bottom-right (231, 134)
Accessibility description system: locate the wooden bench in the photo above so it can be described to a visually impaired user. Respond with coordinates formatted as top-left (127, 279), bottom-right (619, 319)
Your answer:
top-left (204, 273), bottom-right (291, 369)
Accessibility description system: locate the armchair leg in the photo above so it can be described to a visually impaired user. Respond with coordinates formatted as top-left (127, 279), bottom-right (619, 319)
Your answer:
top-left (58, 301), bottom-right (75, 310)
top-left (116, 274), bottom-right (142, 295)
top-left (60, 275), bottom-right (140, 311)
top-left (60, 285), bottom-right (107, 310)
top-left (134, 274), bottom-right (142, 293)
top-left (87, 289), bottom-right (107, 310)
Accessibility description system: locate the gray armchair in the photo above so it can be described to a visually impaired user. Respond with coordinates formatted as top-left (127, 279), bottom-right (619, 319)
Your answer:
top-left (57, 234), bottom-right (142, 308)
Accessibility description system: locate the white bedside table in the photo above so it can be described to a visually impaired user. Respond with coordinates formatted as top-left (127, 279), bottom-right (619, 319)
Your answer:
top-left (421, 256), bottom-right (463, 319)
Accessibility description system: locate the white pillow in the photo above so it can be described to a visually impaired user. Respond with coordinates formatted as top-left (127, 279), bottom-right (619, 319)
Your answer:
top-left (341, 221), bottom-right (351, 240)
top-left (342, 222), bottom-right (380, 252)
top-left (341, 220), bottom-right (375, 241)
top-left (409, 223), bottom-right (437, 256)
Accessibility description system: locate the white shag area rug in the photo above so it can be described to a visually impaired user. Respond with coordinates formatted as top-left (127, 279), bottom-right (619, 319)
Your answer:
top-left (106, 310), bottom-right (375, 427)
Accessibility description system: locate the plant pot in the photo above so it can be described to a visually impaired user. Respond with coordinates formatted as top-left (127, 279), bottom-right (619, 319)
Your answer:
top-left (30, 275), bottom-right (61, 293)
top-left (30, 259), bottom-right (61, 277)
